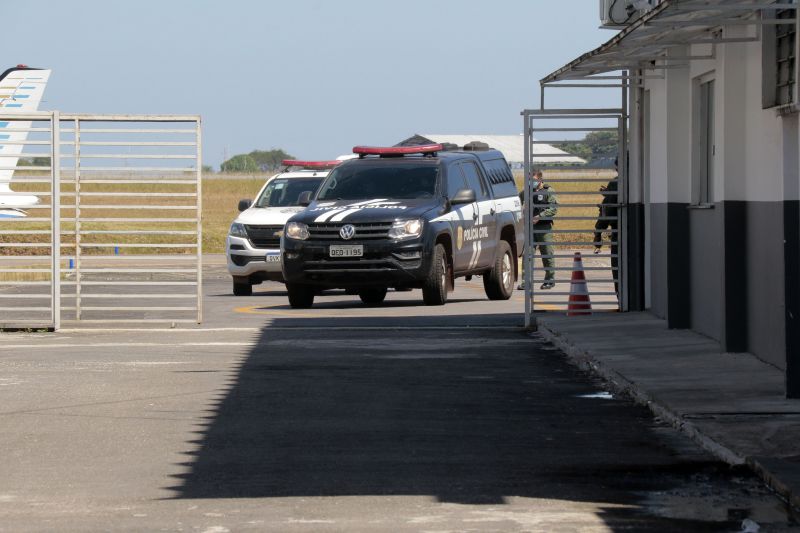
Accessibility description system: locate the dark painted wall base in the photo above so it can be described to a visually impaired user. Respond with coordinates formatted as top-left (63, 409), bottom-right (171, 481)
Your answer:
top-left (722, 201), bottom-right (748, 353)
top-left (667, 203), bottom-right (691, 329)
top-left (785, 200), bottom-right (800, 398)
top-left (626, 203), bottom-right (646, 312)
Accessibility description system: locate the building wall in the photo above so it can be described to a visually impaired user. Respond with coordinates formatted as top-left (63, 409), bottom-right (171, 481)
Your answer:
top-left (642, 31), bottom-right (792, 370)
top-left (647, 78), bottom-right (669, 319)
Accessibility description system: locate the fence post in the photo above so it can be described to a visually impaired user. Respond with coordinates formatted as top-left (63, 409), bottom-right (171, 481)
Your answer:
top-left (52, 111), bottom-right (61, 330)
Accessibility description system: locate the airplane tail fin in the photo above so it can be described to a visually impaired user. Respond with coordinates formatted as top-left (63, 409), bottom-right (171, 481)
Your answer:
top-left (0, 65), bottom-right (51, 211)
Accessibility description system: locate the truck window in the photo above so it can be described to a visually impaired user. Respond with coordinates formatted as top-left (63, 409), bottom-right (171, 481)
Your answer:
top-left (446, 164), bottom-right (467, 197)
top-left (255, 177), bottom-right (324, 207)
top-left (459, 161), bottom-right (489, 201)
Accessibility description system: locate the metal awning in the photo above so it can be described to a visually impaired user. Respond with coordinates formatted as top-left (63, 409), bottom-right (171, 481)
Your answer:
top-left (542, 0), bottom-right (797, 84)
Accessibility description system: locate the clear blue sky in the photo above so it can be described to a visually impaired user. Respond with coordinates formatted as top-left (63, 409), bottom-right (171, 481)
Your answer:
top-left (3, 1), bottom-right (617, 168)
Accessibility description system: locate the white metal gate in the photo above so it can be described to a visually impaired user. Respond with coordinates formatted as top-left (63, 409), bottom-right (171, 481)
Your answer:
top-left (521, 108), bottom-right (626, 327)
top-left (0, 112), bottom-right (202, 329)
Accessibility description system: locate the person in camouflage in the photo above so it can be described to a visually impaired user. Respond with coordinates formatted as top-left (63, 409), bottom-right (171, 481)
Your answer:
top-left (531, 170), bottom-right (558, 289)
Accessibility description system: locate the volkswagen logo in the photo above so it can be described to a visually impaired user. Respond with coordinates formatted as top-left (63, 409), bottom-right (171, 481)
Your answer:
top-left (339, 224), bottom-right (356, 240)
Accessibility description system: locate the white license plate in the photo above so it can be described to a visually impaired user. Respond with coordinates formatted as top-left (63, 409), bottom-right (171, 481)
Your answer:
top-left (265, 252), bottom-right (281, 263)
top-left (329, 245), bottom-right (363, 258)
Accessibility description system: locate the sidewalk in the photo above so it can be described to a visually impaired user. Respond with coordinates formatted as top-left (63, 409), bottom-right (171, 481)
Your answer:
top-left (536, 312), bottom-right (800, 510)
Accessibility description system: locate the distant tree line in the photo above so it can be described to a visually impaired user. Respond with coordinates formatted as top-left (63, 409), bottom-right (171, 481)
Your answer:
top-left (554, 131), bottom-right (618, 164)
top-left (219, 148), bottom-right (295, 173)
top-left (17, 156), bottom-right (51, 167)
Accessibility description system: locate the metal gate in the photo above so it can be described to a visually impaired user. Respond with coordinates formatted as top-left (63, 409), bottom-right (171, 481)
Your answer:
top-left (521, 108), bottom-right (626, 327)
top-left (0, 112), bottom-right (202, 330)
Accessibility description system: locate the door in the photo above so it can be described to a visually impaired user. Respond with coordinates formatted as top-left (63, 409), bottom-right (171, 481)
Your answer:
top-left (445, 163), bottom-right (477, 272)
top-left (459, 160), bottom-right (497, 269)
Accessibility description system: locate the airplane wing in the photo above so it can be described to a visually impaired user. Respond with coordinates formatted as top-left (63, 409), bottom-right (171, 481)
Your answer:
top-left (0, 65), bottom-right (51, 218)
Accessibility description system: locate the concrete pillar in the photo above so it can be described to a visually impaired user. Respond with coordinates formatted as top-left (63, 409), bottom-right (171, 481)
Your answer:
top-left (719, 34), bottom-right (749, 353)
top-left (665, 47), bottom-right (692, 329)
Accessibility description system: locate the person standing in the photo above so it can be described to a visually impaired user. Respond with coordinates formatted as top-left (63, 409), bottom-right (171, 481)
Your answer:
top-left (593, 162), bottom-right (619, 295)
top-left (527, 170), bottom-right (558, 290)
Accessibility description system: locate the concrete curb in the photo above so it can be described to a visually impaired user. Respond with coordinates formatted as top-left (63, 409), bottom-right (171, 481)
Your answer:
top-left (535, 320), bottom-right (800, 511)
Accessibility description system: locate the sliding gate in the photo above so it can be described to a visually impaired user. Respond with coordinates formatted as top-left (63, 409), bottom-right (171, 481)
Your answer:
top-left (0, 112), bottom-right (202, 330)
top-left (521, 108), bottom-right (626, 327)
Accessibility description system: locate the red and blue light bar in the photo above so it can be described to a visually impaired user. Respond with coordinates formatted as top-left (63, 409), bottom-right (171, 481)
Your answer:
top-left (352, 144), bottom-right (443, 157)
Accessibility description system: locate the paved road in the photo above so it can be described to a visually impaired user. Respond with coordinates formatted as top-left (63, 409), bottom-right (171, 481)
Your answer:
top-left (0, 264), bottom-right (795, 531)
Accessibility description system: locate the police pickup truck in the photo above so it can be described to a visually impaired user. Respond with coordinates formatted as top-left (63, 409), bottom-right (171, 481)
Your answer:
top-left (281, 143), bottom-right (523, 308)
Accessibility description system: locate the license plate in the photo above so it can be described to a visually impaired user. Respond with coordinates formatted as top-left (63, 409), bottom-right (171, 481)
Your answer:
top-left (329, 245), bottom-right (363, 258)
top-left (265, 252), bottom-right (281, 263)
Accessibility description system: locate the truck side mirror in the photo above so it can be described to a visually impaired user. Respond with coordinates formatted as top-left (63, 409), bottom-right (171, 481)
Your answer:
top-left (297, 191), bottom-right (313, 207)
top-left (238, 199), bottom-right (252, 212)
top-left (450, 188), bottom-right (476, 205)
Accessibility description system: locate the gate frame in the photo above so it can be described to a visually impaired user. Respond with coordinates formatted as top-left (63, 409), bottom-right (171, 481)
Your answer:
top-left (521, 106), bottom-right (628, 328)
top-left (0, 111), bottom-right (202, 330)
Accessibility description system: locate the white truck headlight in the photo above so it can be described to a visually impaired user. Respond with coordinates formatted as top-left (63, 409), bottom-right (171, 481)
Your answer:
top-left (285, 221), bottom-right (310, 240)
top-left (229, 222), bottom-right (248, 238)
top-left (388, 219), bottom-right (423, 240)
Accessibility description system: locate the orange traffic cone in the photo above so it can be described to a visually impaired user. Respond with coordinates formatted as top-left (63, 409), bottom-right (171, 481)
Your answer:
top-left (567, 252), bottom-right (592, 316)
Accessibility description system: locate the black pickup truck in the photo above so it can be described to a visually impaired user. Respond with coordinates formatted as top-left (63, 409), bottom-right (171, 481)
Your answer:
top-left (281, 143), bottom-right (523, 308)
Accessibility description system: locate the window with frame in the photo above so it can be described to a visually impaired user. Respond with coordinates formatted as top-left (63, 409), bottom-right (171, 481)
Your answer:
top-left (693, 77), bottom-right (715, 205)
top-left (763, 4), bottom-right (797, 108)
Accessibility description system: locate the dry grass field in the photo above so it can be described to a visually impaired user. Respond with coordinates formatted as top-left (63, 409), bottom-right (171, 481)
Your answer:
top-left (1, 169), bottom-right (615, 263)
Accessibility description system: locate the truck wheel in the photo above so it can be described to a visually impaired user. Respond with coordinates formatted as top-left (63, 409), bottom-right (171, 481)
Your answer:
top-left (359, 287), bottom-right (387, 305)
top-left (483, 241), bottom-right (514, 300)
top-left (286, 283), bottom-right (315, 308)
top-left (422, 244), bottom-right (448, 306)
top-left (233, 279), bottom-right (252, 296)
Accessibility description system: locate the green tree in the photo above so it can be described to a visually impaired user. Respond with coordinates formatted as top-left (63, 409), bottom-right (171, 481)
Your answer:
top-left (220, 154), bottom-right (259, 173)
top-left (583, 131), bottom-right (619, 160)
top-left (248, 149), bottom-right (295, 171)
top-left (17, 156), bottom-right (51, 167)
top-left (554, 131), bottom-right (618, 164)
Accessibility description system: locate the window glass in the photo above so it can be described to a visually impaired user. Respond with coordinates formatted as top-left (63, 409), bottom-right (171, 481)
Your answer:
top-left (446, 165), bottom-right (467, 197)
top-left (317, 162), bottom-right (439, 200)
top-left (460, 161), bottom-right (489, 200)
top-left (255, 177), bottom-right (324, 207)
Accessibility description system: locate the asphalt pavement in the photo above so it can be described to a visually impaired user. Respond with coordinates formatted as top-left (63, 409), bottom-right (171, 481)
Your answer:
top-left (538, 312), bottom-right (800, 514)
top-left (0, 259), bottom-right (796, 531)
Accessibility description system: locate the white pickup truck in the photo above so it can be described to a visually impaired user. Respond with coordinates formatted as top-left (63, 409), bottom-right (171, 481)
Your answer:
top-left (225, 160), bottom-right (338, 295)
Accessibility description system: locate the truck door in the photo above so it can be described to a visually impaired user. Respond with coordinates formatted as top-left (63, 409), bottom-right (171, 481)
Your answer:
top-left (459, 160), bottom-right (497, 269)
top-left (445, 164), bottom-right (476, 272)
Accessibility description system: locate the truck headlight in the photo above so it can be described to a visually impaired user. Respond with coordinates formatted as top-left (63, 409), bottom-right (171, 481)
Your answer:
top-left (388, 219), bottom-right (423, 240)
top-left (285, 221), bottom-right (310, 240)
top-left (229, 222), bottom-right (248, 238)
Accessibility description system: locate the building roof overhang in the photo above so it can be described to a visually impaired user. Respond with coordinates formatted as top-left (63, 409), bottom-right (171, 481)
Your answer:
top-left (541, 0), bottom-right (797, 84)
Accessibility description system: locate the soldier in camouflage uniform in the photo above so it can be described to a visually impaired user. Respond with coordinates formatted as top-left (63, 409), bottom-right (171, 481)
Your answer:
top-left (531, 171), bottom-right (558, 289)
top-left (519, 170), bottom-right (559, 290)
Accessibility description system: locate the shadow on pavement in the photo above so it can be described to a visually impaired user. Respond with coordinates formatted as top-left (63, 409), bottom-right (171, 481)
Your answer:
top-left (168, 314), bottom-right (760, 531)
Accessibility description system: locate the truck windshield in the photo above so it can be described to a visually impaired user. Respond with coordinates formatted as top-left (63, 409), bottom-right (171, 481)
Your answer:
top-left (317, 163), bottom-right (439, 201)
top-left (255, 177), bottom-right (324, 207)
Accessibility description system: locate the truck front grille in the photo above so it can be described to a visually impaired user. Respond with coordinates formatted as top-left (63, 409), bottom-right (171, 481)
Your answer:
top-left (245, 225), bottom-right (283, 248)
top-left (308, 222), bottom-right (392, 241)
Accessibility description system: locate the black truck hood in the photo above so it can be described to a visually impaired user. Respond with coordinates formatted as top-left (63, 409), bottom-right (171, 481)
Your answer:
top-left (291, 198), bottom-right (443, 224)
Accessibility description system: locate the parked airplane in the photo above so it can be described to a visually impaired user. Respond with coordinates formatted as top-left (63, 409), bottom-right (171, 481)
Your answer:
top-left (0, 65), bottom-right (51, 218)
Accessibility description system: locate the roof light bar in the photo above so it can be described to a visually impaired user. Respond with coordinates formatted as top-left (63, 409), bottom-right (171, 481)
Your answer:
top-left (281, 160), bottom-right (341, 169)
top-left (352, 144), bottom-right (443, 157)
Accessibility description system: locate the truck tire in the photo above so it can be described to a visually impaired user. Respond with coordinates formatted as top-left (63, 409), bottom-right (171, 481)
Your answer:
top-left (359, 287), bottom-right (387, 305)
top-left (422, 244), bottom-right (448, 306)
top-left (233, 278), bottom-right (252, 296)
top-left (483, 240), bottom-right (514, 300)
top-left (287, 283), bottom-right (315, 308)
